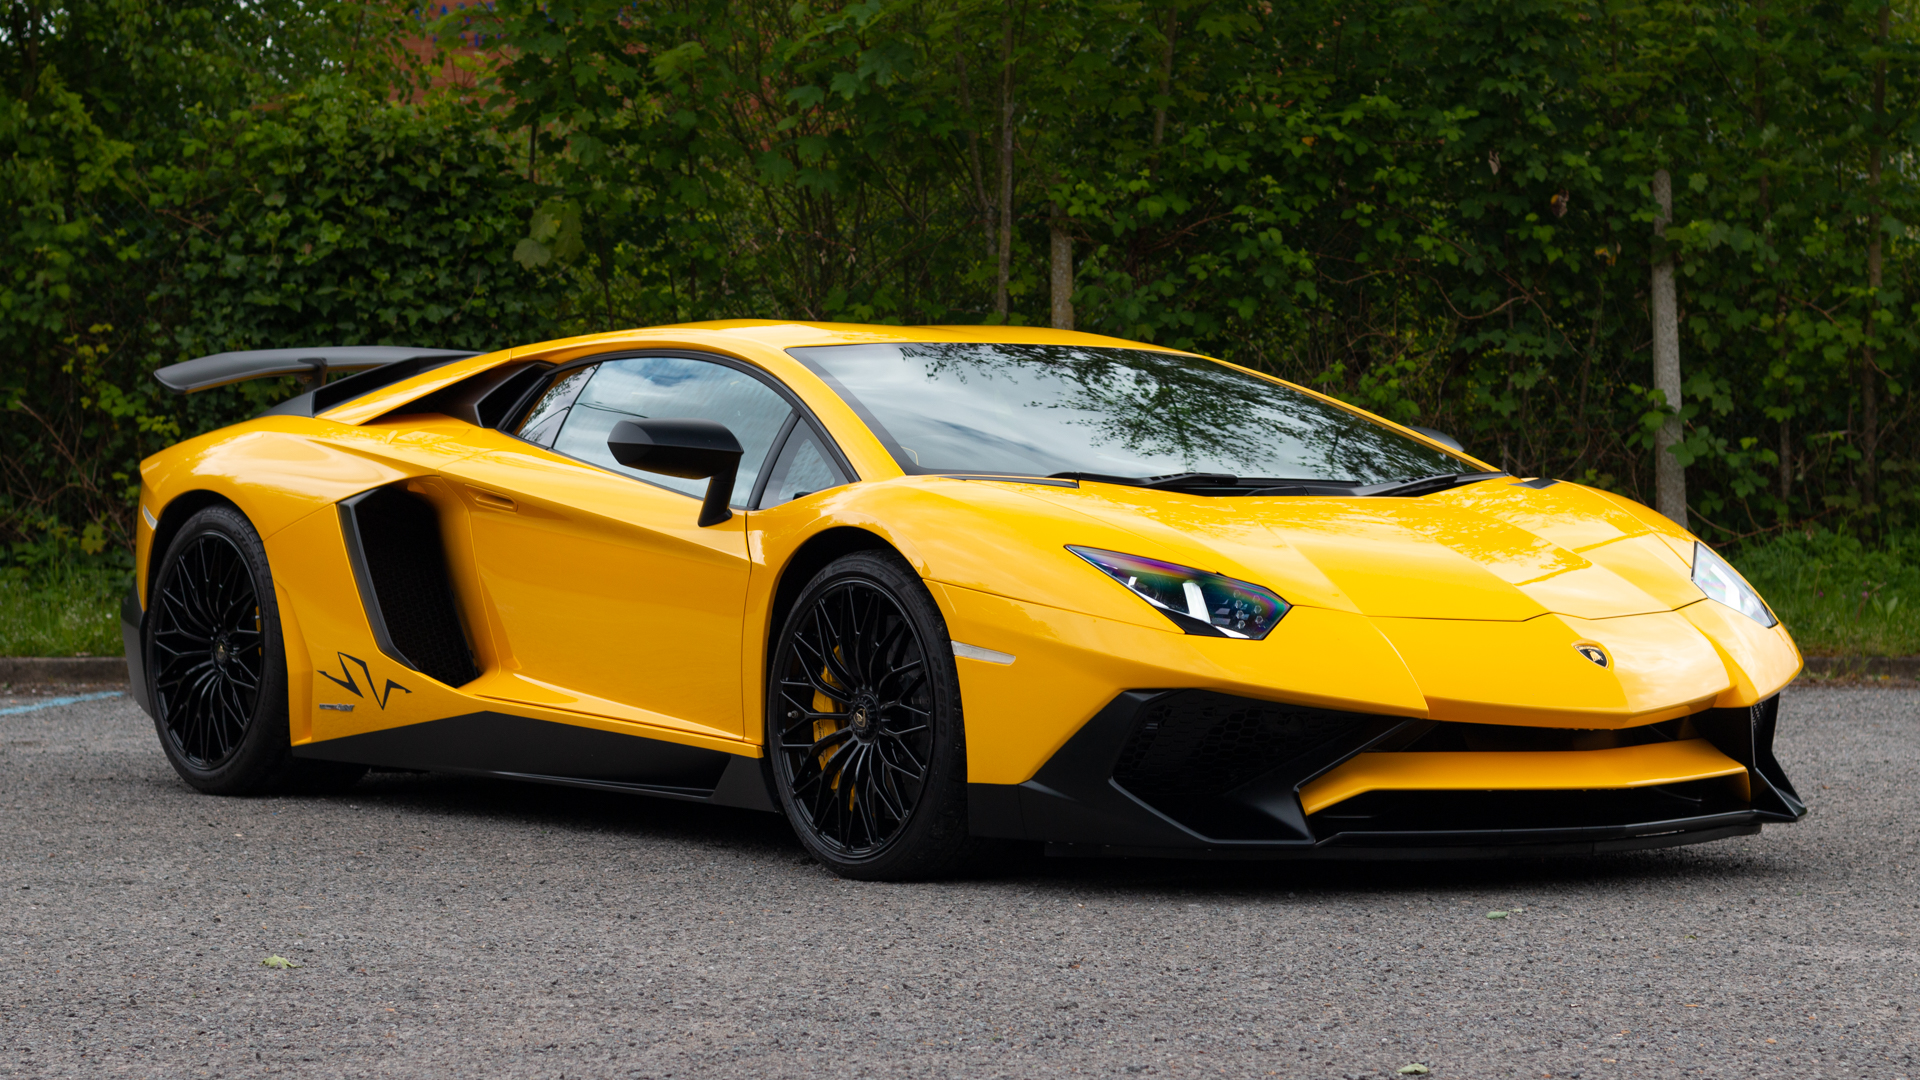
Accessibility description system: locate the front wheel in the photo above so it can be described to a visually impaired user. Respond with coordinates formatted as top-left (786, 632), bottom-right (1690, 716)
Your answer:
top-left (767, 550), bottom-right (974, 880)
top-left (145, 504), bottom-right (363, 795)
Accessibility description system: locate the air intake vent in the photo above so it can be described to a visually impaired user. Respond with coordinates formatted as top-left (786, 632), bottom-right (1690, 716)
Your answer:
top-left (1114, 691), bottom-right (1365, 801)
top-left (339, 486), bottom-right (479, 688)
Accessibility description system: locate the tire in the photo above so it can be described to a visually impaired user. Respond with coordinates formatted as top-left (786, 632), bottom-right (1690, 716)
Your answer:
top-left (766, 550), bottom-right (975, 880)
top-left (145, 504), bottom-right (365, 795)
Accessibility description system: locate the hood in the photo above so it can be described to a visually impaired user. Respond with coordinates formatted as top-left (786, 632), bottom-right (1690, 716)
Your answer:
top-left (1008, 476), bottom-right (1706, 622)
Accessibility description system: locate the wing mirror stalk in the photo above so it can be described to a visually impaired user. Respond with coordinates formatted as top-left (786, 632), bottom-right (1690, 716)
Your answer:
top-left (607, 419), bottom-right (744, 527)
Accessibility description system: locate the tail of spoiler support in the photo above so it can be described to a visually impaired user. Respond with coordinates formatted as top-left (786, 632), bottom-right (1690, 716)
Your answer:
top-left (152, 346), bottom-right (481, 418)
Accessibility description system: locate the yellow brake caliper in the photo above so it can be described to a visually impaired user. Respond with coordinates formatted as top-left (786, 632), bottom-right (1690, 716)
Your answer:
top-left (812, 648), bottom-right (856, 809)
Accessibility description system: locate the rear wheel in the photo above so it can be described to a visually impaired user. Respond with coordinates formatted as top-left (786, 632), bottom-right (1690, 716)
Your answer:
top-left (145, 505), bottom-right (363, 795)
top-left (767, 551), bottom-right (973, 880)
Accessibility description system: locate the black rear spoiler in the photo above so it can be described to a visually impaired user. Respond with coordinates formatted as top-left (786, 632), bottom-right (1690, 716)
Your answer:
top-left (153, 346), bottom-right (480, 394)
top-left (153, 346), bottom-right (485, 419)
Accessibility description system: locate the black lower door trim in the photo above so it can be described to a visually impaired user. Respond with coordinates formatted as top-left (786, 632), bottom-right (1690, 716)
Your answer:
top-left (292, 711), bottom-right (775, 811)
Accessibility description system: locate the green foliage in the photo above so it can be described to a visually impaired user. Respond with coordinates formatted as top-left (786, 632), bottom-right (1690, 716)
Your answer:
top-left (450, 0), bottom-right (1919, 541)
top-left (1, 5), bottom-right (567, 559)
top-left (4, 0), bottom-right (1920, 601)
top-left (1735, 530), bottom-right (1920, 657)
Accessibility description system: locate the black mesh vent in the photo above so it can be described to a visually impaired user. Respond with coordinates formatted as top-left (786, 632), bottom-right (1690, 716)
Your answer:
top-left (349, 486), bottom-right (479, 687)
top-left (1113, 691), bottom-right (1366, 800)
top-left (1391, 719), bottom-right (1682, 753)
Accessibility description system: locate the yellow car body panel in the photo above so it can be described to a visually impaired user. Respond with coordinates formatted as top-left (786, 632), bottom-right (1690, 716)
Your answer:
top-left (931, 583), bottom-right (1430, 784)
top-left (125, 320), bottom-right (1807, 857)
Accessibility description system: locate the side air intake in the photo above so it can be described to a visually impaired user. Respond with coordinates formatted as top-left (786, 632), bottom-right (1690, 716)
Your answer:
top-left (338, 486), bottom-right (480, 688)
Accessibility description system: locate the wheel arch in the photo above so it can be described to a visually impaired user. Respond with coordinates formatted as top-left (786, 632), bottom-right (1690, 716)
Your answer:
top-left (145, 490), bottom-right (246, 603)
top-left (763, 526), bottom-right (900, 672)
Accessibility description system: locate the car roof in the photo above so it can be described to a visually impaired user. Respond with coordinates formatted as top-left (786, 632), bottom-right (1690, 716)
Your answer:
top-left (512, 319), bottom-right (1197, 357)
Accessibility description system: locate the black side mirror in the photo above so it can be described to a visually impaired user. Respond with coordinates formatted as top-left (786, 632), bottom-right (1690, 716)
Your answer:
top-left (607, 418), bottom-right (744, 527)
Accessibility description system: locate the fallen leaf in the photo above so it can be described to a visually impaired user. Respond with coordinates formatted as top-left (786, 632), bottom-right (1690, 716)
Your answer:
top-left (1398, 1066), bottom-right (1430, 1076)
top-left (261, 955), bottom-right (299, 970)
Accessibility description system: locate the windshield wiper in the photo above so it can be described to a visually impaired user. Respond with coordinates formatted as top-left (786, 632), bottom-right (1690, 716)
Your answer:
top-left (1043, 470), bottom-right (1505, 497)
top-left (1362, 471), bottom-right (1508, 498)
top-left (1047, 471), bottom-right (1241, 490)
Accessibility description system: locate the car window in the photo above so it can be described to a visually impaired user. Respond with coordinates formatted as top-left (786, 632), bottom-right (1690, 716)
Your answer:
top-left (789, 342), bottom-right (1467, 484)
top-left (515, 366), bottom-right (593, 448)
top-left (757, 421), bottom-right (850, 509)
top-left (550, 356), bottom-right (793, 506)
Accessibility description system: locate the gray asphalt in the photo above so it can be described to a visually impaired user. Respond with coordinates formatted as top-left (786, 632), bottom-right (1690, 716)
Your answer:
top-left (3, 689), bottom-right (1917, 1080)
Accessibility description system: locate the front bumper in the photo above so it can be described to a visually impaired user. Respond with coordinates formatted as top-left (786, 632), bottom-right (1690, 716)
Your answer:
top-left (967, 690), bottom-right (1806, 860)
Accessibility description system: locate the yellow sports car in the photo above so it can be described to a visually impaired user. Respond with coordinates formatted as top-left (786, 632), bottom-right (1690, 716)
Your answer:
top-left (122, 322), bottom-right (1805, 879)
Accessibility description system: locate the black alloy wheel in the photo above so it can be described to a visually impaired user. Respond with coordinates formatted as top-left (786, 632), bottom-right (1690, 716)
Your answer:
top-left (150, 529), bottom-right (263, 769)
top-left (145, 504), bottom-right (364, 795)
top-left (768, 551), bottom-right (974, 879)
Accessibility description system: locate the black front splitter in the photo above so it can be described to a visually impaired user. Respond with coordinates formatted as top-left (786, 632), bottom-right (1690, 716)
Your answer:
top-left (1038, 816), bottom-right (1765, 861)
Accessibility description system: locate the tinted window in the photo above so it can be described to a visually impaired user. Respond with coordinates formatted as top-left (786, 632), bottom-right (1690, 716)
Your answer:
top-left (790, 343), bottom-right (1464, 484)
top-left (757, 422), bottom-right (849, 508)
top-left (550, 356), bottom-right (793, 506)
top-left (515, 366), bottom-right (592, 447)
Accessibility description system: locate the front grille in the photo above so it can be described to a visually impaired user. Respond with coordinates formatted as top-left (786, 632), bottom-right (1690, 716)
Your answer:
top-left (1105, 692), bottom-right (1738, 843)
top-left (1113, 690), bottom-right (1368, 800)
top-left (1389, 719), bottom-right (1682, 753)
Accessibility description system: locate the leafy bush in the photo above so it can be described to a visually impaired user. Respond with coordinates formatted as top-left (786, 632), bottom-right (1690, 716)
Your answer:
top-left (3, 13), bottom-right (566, 560)
top-left (1733, 532), bottom-right (1920, 657)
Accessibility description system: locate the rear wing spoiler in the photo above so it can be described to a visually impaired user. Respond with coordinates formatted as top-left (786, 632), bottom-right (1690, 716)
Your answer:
top-left (152, 346), bottom-right (484, 419)
top-left (153, 347), bottom-right (480, 394)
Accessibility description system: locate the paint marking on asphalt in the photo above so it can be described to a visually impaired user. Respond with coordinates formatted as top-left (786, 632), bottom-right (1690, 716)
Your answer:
top-left (0, 691), bottom-right (123, 717)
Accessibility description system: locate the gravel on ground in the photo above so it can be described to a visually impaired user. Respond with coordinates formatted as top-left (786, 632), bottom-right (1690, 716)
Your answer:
top-left (3, 689), bottom-right (1916, 1079)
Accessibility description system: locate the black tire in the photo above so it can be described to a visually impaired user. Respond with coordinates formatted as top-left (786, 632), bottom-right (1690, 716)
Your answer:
top-left (767, 550), bottom-right (975, 880)
top-left (145, 504), bottom-right (364, 795)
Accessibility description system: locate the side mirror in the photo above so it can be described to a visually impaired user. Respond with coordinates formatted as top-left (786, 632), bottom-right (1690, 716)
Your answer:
top-left (607, 418), bottom-right (744, 527)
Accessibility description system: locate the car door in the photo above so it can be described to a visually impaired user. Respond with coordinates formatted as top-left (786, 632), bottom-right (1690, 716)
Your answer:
top-left (442, 352), bottom-right (796, 740)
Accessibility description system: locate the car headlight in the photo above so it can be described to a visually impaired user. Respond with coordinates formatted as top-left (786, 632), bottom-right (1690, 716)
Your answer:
top-left (1068, 546), bottom-right (1290, 639)
top-left (1692, 541), bottom-right (1778, 628)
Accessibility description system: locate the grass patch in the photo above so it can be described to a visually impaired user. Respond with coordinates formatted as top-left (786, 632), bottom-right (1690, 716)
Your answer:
top-left (1733, 532), bottom-right (1920, 658)
top-left (0, 566), bottom-right (127, 658)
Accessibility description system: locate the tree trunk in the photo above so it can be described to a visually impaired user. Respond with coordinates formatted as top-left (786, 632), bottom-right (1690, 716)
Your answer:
top-left (994, 11), bottom-right (1016, 318)
top-left (1049, 203), bottom-right (1074, 330)
top-left (1650, 168), bottom-right (1686, 527)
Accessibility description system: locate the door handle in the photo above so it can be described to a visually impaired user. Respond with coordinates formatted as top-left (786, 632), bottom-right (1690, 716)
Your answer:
top-left (467, 486), bottom-right (517, 513)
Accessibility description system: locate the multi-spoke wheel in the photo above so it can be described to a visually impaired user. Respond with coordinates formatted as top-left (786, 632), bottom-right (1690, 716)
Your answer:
top-left (150, 528), bottom-right (263, 769)
top-left (768, 551), bottom-right (974, 880)
top-left (145, 505), bottom-right (363, 795)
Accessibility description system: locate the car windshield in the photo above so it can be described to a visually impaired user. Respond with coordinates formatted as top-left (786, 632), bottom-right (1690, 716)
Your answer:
top-left (788, 343), bottom-right (1466, 484)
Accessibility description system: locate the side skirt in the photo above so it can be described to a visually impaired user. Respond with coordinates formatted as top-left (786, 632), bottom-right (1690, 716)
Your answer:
top-left (292, 710), bottom-right (775, 812)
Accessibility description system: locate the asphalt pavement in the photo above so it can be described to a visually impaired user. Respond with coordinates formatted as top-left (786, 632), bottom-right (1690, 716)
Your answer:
top-left (3, 687), bottom-right (1917, 1079)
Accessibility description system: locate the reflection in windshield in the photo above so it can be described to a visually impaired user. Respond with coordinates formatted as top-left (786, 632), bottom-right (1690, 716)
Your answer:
top-left (789, 343), bottom-right (1463, 484)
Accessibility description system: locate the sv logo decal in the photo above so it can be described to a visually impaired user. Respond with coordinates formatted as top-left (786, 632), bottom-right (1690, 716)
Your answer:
top-left (318, 652), bottom-right (412, 709)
